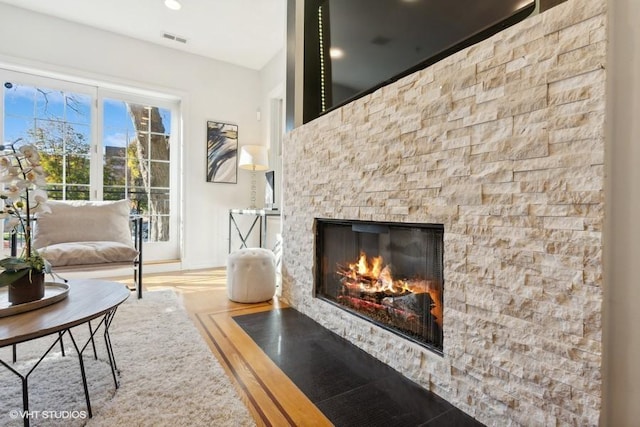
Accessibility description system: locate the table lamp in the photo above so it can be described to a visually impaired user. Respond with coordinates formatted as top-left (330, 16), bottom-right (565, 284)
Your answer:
top-left (238, 145), bottom-right (269, 209)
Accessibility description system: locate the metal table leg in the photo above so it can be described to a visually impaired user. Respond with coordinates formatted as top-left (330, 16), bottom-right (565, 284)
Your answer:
top-left (66, 307), bottom-right (120, 418)
top-left (0, 334), bottom-right (67, 427)
top-left (229, 212), bottom-right (261, 251)
top-left (0, 307), bottom-right (122, 424)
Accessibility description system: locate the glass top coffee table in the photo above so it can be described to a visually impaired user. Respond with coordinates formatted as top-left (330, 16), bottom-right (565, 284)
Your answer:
top-left (0, 280), bottom-right (130, 427)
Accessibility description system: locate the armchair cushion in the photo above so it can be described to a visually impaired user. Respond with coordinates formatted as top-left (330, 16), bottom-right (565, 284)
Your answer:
top-left (33, 199), bottom-right (133, 248)
top-left (38, 241), bottom-right (139, 267)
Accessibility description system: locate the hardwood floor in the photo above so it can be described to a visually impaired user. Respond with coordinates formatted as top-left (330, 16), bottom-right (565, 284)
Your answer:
top-left (116, 268), bottom-right (333, 427)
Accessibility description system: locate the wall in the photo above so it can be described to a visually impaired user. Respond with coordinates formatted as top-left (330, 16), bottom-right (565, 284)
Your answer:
top-left (0, 3), bottom-right (273, 269)
top-left (259, 48), bottom-right (286, 249)
top-left (603, 0), bottom-right (640, 425)
top-left (282, 0), bottom-right (606, 425)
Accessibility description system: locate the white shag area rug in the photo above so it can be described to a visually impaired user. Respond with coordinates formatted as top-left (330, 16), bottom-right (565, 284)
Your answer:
top-left (0, 290), bottom-right (255, 427)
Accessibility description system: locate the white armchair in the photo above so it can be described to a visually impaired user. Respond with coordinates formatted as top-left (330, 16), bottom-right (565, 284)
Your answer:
top-left (27, 199), bottom-right (143, 298)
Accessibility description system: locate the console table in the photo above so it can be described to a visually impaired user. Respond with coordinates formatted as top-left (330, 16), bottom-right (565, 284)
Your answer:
top-left (0, 280), bottom-right (130, 427)
top-left (228, 208), bottom-right (280, 252)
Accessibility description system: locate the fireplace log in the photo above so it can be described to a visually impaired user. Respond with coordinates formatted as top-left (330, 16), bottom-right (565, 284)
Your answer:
top-left (337, 295), bottom-right (418, 322)
top-left (336, 294), bottom-right (442, 344)
top-left (382, 293), bottom-right (441, 342)
top-left (382, 292), bottom-right (432, 318)
top-left (340, 282), bottom-right (411, 303)
top-left (337, 269), bottom-right (377, 286)
top-left (383, 292), bottom-right (442, 328)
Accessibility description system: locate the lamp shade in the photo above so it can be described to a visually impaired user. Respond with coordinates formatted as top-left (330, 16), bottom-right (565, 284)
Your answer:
top-left (238, 145), bottom-right (269, 171)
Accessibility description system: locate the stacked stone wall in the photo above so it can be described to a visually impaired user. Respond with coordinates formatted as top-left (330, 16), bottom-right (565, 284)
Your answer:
top-left (281, 0), bottom-right (606, 424)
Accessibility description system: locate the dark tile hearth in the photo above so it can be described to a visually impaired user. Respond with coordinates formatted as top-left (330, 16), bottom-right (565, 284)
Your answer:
top-left (234, 308), bottom-right (484, 427)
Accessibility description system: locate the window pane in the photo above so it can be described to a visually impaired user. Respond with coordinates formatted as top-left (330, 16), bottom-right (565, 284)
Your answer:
top-left (4, 83), bottom-right (36, 115)
top-left (66, 185), bottom-right (90, 200)
top-left (66, 154), bottom-right (90, 184)
top-left (46, 184), bottom-right (64, 200)
top-left (34, 118), bottom-right (63, 151)
top-left (66, 93), bottom-right (91, 125)
top-left (104, 148), bottom-right (127, 186)
top-left (36, 87), bottom-right (65, 118)
top-left (66, 123), bottom-right (90, 155)
top-left (148, 215), bottom-right (170, 242)
top-left (3, 116), bottom-right (32, 142)
top-left (158, 109), bottom-right (171, 132)
top-left (137, 132), bottom-right (149, 160)
top-left (104, 187), bottom-right (126, 201)
top-left (149, 133), bottom-right (170, 161)
top-left (127, 187), bottom-right (147, 213)
top-left (150, 108), bottom-right (168, 131)
top-left (150, 161), bottom-right (170, 187)
top-left (150, 189), bottom-right (170, 215)
top-left (40, 153), bottom-right (63, 186)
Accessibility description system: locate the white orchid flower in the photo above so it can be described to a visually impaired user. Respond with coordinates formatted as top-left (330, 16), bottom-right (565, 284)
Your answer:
top-left (0, 173), bottom-right (15, 184)
top-left (29, 188), bottom-right (48, 204)
top-left (25, 169), bottom-right (47, 186)
top-left (30, 202), bottom-right (52, 214)
top-left (0, 184), bottom-right (25, 201)
top-left (19, 144), bottom-right (40, 165)
top-left (0, 142), bottom-right (49, 272)
top-left (0, 155), bottom-right (12, 169)
top-left (8, 178), bottom-right (29, 190)
top-left (0, 166), bottom-right (20, 181)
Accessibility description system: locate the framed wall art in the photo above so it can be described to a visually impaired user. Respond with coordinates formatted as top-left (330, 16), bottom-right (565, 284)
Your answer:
top-left (206, 120), bottom-right (238, 183)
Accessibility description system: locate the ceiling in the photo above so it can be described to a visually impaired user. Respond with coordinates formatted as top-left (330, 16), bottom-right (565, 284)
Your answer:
top-left (0, 0), bottom-right (287, 70)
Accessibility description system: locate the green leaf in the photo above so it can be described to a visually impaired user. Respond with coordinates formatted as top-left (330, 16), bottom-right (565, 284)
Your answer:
top-left (0, 269), bottom-right (30, 287)
top-left (0, 257), bottom-right (32, 272)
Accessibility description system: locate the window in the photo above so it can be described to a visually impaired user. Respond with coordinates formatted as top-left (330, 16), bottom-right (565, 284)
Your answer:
top-left (1, 70), bottom-right (180, 260)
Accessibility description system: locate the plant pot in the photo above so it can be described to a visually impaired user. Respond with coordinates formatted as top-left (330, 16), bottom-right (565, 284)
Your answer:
top-left (8, 271), bottom-right (45, 305)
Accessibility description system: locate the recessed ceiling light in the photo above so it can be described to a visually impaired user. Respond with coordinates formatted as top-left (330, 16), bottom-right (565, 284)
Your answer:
top-left (165, 0), bottom-right (182, 11)
top-left (329, 47), bottom-right (344, 59)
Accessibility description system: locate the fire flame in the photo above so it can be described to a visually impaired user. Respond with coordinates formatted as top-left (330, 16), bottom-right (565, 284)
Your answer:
top-left (345, 253), bottom-right (405, 293)
top-left (339, 252), bottom-right (442, 327)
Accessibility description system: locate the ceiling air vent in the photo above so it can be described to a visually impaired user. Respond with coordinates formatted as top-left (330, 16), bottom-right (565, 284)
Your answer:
top-left (162, 32), bottom-right (187, 44)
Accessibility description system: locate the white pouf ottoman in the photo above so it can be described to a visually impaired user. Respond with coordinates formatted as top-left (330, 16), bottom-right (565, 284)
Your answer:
top-left (226, 248), bottom-right (276, 303)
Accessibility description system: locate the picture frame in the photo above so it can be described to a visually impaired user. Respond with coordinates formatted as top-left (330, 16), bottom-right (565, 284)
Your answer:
top-left (206, 121), bottom-right (238, 183)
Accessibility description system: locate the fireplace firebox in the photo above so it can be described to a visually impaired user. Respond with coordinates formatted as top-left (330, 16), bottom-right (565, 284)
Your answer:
top-left (315, 219), bottom-right (444, 353)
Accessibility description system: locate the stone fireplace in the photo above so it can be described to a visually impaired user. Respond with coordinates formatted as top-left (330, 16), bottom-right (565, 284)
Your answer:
top-left (281, 0), bottom-right (606, 425)
top-left (315, 219), bottom-right (444, 352)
